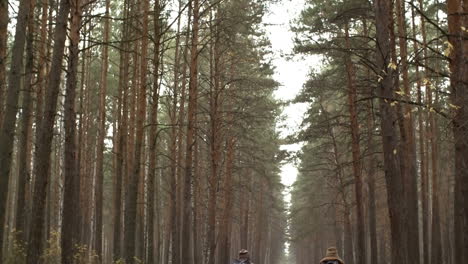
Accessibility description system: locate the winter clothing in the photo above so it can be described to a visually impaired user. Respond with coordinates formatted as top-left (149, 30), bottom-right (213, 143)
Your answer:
top-left (320, 247), bottom-right (344, 264)
top-left (232, 259), bottom-right (253, 264)
top-left (232, 249), bottom-right (253, 264)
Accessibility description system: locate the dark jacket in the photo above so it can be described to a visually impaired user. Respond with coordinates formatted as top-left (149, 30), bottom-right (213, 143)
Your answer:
top-left (232, 259), bottom-right (253, 264)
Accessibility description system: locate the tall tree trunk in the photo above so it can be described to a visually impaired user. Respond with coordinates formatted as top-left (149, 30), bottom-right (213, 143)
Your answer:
top-left (430, 101), bottom-right (442, 264)
top-left (218, 134), bottom-right (236, 264)
top-left (373, 1), bottom-right (406, 264)
top-left (0, 0), bottom-right (32, 255)
top-left (95, 0), bottom-right (110, 259)
top-left (366, 103), bottom-right (378, 264)
top-left (0, 0), bottom-right (8, 126)
top-left (193, 135), bottom-right (202, 264)
top-left (113, 0), bottom-right (131, 260)
top-left (395, 1), bottom-right (420, 263)
top-left (124, 0), bottom-right (149, 261)
top-left (15, 0), bottom-right (37, 245)
top-left (208, 5), bottom-right (222, 264)
top-left (147, 2), bottom-right (162, 263)
top-left (62, 0), bottom-right (82, 263)
top-left (169, 2), bottom-right (183, 263)
top-left (343, 201), bottom-right (354, 264)
top-left (344, 22), bottom-right (366, 264)
top-left (413, 2), bottom-right (429, 262)
top-left (182, 0), bottom-right (200, 262)
top-left (447, 0), bottom-right (468, 262)
top-left (26, 0), bottom-right (70, 262)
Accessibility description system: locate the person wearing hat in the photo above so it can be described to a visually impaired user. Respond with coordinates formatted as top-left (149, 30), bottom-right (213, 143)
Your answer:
top-left (232, 249), bottom-right (254, 264)
top-left (320, 247), bottom-right (344, 264)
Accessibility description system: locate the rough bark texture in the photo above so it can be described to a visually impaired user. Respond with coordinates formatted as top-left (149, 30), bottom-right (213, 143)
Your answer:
top-left (26, 0), bottom-right (70, 262)
top-left (395, 1), bottom-right (420, 263)
top-left (182, 0), bottom-right (200, 263)
top-left (62, 1), bottom-right (82, 263)
top-left (0, 0), bottom-right (8, 125)
top-left (114, 0), bottom-right (131, 260)
top-left (448, 0), bottom-right (468, 262)
top-left (373, 1), bottom-right (406, 264)
top-left (413, 2), bottom-right (429, 262)
top-left (15, 0), bottom-right (36, 244)
top-left (0, 1), bottom-right (31, 256)
top-left (169, 2), bottom-right (183, 263)
top-left (124, 0), bottom-right (149, 261)
top-left (147, 2), bottom-right (162, 263)
top-left (94, 0), bottom-right (110, 259)
top-left (218, 135), bottom-right (236, 264)
top-left (344, 22), bottom-right (366, 264)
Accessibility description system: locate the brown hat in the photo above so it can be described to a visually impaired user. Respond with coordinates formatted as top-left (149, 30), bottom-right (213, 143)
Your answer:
top-left (239, 249), bottom-right (249, 255)
top-left (320, 247), bottom-right (344, 264)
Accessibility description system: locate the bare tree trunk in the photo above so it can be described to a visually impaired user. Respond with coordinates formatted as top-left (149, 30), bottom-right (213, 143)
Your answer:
top-left (94, 0), bottom-right (110, 259)
top-left (0, 0), bottom-right (32, 255)
top-left (182, 0), bottom-right (200, 262)
top-left (124, 0), bottom-right (149, 261)
top-left (193, 136), bottom-right (202, 264)
top-left (218, 134), bottom-right (236, 264)
top-left (344, 22), bottom-right (366, 264)
top-left (0, 0), bottom-right (8, 125)
top-left (147, 2), bottom-right (162, 263)
top-left (113, 0), bottom-right (131, 260)
top-left (15, 0), bottom-right (36, 245)
top-left (207, 5), bottom-right (222, 264)
top-left (447, 0), bottom-right (468, 262)
top-left (395, 1), bottom-right (420, 263)
top-left (169, 1), bottom-right (183, 263)
top-left (373, 1), bottom-right (406, 264)
top-left (62, 1), bottom-right (82, 263)
top-left (26, 0), bottom-right (70, 262)
top-left (412, 2), bottom-right (429, 262)
top-left (240, 172), bottom-right (250, 250)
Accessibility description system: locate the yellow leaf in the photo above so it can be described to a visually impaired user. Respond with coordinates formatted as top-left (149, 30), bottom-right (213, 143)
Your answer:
top-left (395, 89), bottom-right (405, 96)
top-left (390, 101), bottom-right (398, 106)
top-left (423, 78), bottom-right (431, 86)
top-left (449, 103), bottom-right (461, 110)
top-left (388, 61), bottom-right (397, 70)
top-left (462, 26), bottom-right (468, 33)
top-left (444, 41), bottom-right (454, 57)
top-left (393, 149), bottom-right (397, 155)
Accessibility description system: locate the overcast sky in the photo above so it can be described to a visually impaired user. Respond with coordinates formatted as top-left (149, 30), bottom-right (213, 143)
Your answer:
top-left (263, 0), bottom-right (317, 203)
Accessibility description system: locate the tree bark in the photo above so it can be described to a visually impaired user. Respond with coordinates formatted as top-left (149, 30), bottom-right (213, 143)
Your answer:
top-left (0, 0), bottom-right (32, 255)
top-left (26, 0), bottom-right (70, 262)
top-left (395, 1), bottom-right (420, 263)
top-left (15, 0), bottom-right (37, 245)
top-left (169, 1), bottom-right (183, 263)
top-left (182, 0), bottom-right (200, 262)
top-left (147, 2), bottom-right (162, 263)
top-left (447, 0), bottom-right (468, 262)
top-left (413, 2), bottom-right (429, 262)
top-left (373, 0), bottom-right (406, 264)
top-left (113, 0), bottom-right (131, 260)
top-left (62, 1), bottom-right (82, 263)
top-left (344, 22), bottom-right (366, 264)
top-left (0, 0), bottom-right (8, 125)
top-left (124, 0), bottom-right (149, 261)
top-left (94, 0), bottom-right (110, 259)
top-left (218, 135), bottom-right (236, 264)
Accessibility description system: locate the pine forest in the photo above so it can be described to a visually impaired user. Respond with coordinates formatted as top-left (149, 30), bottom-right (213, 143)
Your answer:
top-left (0, 0), bottom-right (466, 264)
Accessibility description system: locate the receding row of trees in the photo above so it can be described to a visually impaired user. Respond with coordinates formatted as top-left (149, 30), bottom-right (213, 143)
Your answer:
top-left (0, 0), bottom-right (287, 263)
top-left (290, 0), bottom-right (467, 264)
